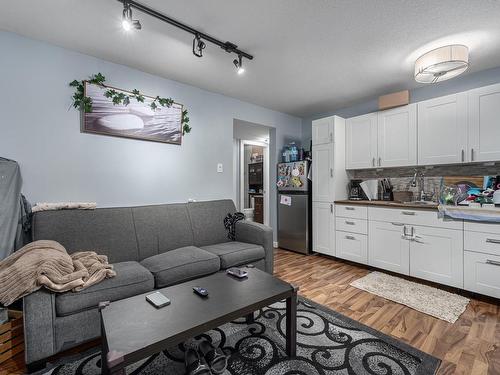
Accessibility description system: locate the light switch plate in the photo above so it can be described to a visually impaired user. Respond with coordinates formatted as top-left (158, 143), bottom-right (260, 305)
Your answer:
top-left (217, 163), bottom-right (223, 173)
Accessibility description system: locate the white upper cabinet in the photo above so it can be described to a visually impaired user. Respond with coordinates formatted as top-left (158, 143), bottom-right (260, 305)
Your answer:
top-left (468, 83), bottom-right (500, 162)
top-left (312, 143), bottom-right (333, 202)
top-left (312, 117), bottom-right (334, 145)
top-left (377, 104), bottom-right (417, 168)
top-left (418, 93), bottom-right (468, 165)
top-left (346, 113), bottom-right (378, 169)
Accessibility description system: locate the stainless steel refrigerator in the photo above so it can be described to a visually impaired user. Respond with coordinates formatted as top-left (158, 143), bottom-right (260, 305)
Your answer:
top-left (277, 160), bottom-right (311, 254)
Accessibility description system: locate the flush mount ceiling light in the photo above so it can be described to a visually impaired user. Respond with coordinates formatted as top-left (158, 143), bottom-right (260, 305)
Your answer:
top-left (118, 0), bottom-right (253, 74)
top-left (414, 44), bottom-right (469, 83)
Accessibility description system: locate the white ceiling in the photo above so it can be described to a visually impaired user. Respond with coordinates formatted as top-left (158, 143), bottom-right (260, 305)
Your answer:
top-left (1, 1), bottom-right (500, 117)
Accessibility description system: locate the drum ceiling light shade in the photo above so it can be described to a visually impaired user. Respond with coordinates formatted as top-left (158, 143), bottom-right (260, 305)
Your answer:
top-left (414, 44), bottom-right (469, 83)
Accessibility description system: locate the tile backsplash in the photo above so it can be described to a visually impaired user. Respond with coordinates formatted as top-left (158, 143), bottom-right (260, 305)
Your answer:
top-left (348, 163), bottom-right (500, 201)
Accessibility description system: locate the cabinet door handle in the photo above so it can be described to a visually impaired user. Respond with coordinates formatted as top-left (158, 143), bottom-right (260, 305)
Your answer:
top-left (345, 220), bottom-right (355, 225)
top-left (345, 207), bottom-right (355, 211)
top-left (330, 168), bottom-right (333, 178)
top-left (330, 133), bottom-right (333, 142)
top-left (402, 211), bottom-right (416, 216)
top-left (330, 204), bottom-right (333, 213)
top-left (345, 235), bottom-right (356, 240)
top-left (486, 259), bottom-right (500, 267)
top-left (412, 234), bottom-right (424, 243)
top-left (372, 157), bottom-right (375, 167)
top-left (391, 222), bottom-right (404, 226)
top-left (461, 149), bottom-right (465, 162)
top-left (402, 225), bottom-right (410, 240)
top-left (471, 148), bottom-right (475, 161)
top-left (486, 238), bottom-right (500, 244)
top-left (378, 157), bottom-right (382, 166)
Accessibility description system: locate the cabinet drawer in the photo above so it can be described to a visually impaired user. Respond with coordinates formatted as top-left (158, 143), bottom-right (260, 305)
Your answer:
top-left (335, 204), bottom-right (368, 219)
top-left (368, 207), bottom-right (462, 230)
top-left (335, 231), bottom-right (368, 264)
top-left (465, 231), bottom-right (500, 256)
top-left (335, 217), bottom-right (367, 234)
top-left (464, 251), bottom-right (500, 298)
top-left (465, 221), bottom-right (500, 235)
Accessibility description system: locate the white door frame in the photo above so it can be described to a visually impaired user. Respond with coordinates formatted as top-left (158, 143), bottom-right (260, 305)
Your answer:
top-left (239, 139), bottom-right (270, 226)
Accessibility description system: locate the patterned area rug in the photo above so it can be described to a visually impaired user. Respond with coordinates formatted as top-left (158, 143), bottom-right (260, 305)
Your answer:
top-left (42, 297), bottom-right (440, 375)
top-left (350, 271), bottom-right (470, 323)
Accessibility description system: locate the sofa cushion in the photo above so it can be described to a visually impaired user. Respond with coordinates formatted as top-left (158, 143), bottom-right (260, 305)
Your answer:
top-left (140, 246), bottom-right (220, 288)
top-left (201, 241), bottom-right (265, 269)
top-left (55, 261), bottom-right (154, 316)
top-left (132, 203), bottom-right (194, 261)
top-left (187, 200), bottom-right (236, 247)
top-left (32, 208), bottom-right (139, 263)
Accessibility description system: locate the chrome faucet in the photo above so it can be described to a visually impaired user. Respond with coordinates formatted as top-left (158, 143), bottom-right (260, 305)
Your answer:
top-left (410, 169), bottom-right (426, 201)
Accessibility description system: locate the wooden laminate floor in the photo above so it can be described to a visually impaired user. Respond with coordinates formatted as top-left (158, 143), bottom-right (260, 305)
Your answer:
top-left (274, 248), bottom-right (500, 375)
top-left (2, 248), bottom-right (500, 374)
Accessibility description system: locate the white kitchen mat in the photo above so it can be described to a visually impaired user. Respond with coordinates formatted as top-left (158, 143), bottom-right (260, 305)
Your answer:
top-left (350, 271), bottom-right (469, 323)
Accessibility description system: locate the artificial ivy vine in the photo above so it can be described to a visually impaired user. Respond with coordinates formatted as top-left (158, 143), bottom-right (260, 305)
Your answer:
top-left (69, 73), bottom-right (191, 135)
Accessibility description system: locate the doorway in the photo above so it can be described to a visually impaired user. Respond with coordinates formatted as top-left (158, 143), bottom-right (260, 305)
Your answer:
top-left (240, 140), bottom-right (269, 225)
top-left (233, 119), bottom-right (271, 227)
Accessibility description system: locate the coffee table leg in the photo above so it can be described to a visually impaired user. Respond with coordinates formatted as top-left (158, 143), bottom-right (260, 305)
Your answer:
top-left (285, 289), bottom-right (297, 357)
top-left (245, 312), bottom-right (255, 324)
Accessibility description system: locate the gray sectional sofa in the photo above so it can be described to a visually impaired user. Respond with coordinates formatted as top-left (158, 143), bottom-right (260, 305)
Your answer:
top-left (23, 199), bottom-right (273, 370)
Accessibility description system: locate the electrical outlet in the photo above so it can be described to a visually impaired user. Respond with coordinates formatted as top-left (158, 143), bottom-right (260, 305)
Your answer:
top-left (217, 163), bottom-right (223, 173)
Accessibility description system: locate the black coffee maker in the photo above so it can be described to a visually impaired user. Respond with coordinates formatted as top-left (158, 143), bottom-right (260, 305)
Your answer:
top-left (348, 180), bottom-right (367, 200)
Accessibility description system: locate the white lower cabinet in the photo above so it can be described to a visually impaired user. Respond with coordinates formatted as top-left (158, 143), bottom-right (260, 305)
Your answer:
top-left (327, 205), bottom-right (500, 298)
top-left (336, 231), bottom-right (368, 264)
top-left (368, 221), bottom-right (409, 275)
top-left (464, 251), bottom-right (500, 298)
top-left (313, 202), bottom-right (334, 256)
top-left (409, 225), bottom-right (463, 288)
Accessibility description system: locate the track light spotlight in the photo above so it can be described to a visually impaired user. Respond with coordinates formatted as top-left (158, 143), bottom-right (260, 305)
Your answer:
top-left (192, 34), bottom-right (206, 58)
top-left (122, 2), bottom-right (141, 31)
top-left (233, 55), bottom-right (245, 75)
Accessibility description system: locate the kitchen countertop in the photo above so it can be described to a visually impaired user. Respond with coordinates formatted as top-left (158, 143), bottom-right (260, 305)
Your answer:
top-left (334, 200), bottom-right (439, 211)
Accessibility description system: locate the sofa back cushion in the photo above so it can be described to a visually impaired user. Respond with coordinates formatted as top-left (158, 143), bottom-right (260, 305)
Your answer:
top-left (32, 208), bottom-right (139, 263)
top-left (132, 203), bottom-right (194, 260)
top-left (187, 199), bottom-right (236, 247)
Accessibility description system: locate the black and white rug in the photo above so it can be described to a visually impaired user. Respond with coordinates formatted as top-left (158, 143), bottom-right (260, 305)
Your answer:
top-left (43, 298), bottom-right (440, 375)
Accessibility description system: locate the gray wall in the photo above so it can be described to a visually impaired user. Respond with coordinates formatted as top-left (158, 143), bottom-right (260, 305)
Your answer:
top-left (0, 31), bottom-right (302, 241)
top-left (302, 66), bottom-right (500, 145)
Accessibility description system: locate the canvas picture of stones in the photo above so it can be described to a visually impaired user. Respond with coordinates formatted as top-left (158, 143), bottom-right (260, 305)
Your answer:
top-left (83, 82), bottom-right (183, 145)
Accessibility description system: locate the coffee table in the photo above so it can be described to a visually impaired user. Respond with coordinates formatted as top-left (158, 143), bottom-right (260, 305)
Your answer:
top-left (99, 268), bottom-right (298, 374)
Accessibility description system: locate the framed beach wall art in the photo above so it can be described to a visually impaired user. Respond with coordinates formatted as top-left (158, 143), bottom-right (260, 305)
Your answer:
top-left (83, 82), bottom-right (184, 145)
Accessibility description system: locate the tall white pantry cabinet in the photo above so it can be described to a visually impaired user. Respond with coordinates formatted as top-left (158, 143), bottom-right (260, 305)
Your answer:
top-left (311, 116), bottom-right (348, 256)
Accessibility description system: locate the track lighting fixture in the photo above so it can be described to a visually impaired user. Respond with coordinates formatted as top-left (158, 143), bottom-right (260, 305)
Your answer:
top-left (118, 0), bottom-right (253, 73)
top-left (122, 2), bottom-right (141, 31)
top-left (233, 55), bottom-right (245, 75)
top-left (192, 34), bottom-right (206, 58)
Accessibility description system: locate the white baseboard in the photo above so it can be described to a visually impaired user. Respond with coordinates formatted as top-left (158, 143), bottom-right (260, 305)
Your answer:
top-left (273, 241), bottom-right (279, 248)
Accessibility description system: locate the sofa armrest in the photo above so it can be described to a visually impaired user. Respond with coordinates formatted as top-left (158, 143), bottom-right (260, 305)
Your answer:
top-left (23, 289), bottom-right (57, 365)
top-left (235, 220), bottom-right (274, 274)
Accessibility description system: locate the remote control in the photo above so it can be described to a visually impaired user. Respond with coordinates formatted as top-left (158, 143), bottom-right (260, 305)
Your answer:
top-left (193, 286), bottom-right (209, 297)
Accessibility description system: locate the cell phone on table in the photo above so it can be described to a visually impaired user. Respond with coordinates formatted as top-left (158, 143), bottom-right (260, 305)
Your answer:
top-left (146, 292), bottom-right (171, 308)
top-left (227, 267), bottom-right (248, 278)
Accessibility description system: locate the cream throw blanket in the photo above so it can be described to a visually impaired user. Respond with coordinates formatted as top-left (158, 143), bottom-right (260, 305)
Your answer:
top-left (0, 240), bottom-right (116, 306)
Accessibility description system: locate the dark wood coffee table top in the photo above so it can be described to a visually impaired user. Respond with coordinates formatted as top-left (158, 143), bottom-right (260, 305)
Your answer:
top-left (100, 268), bottom-right (295, 371)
